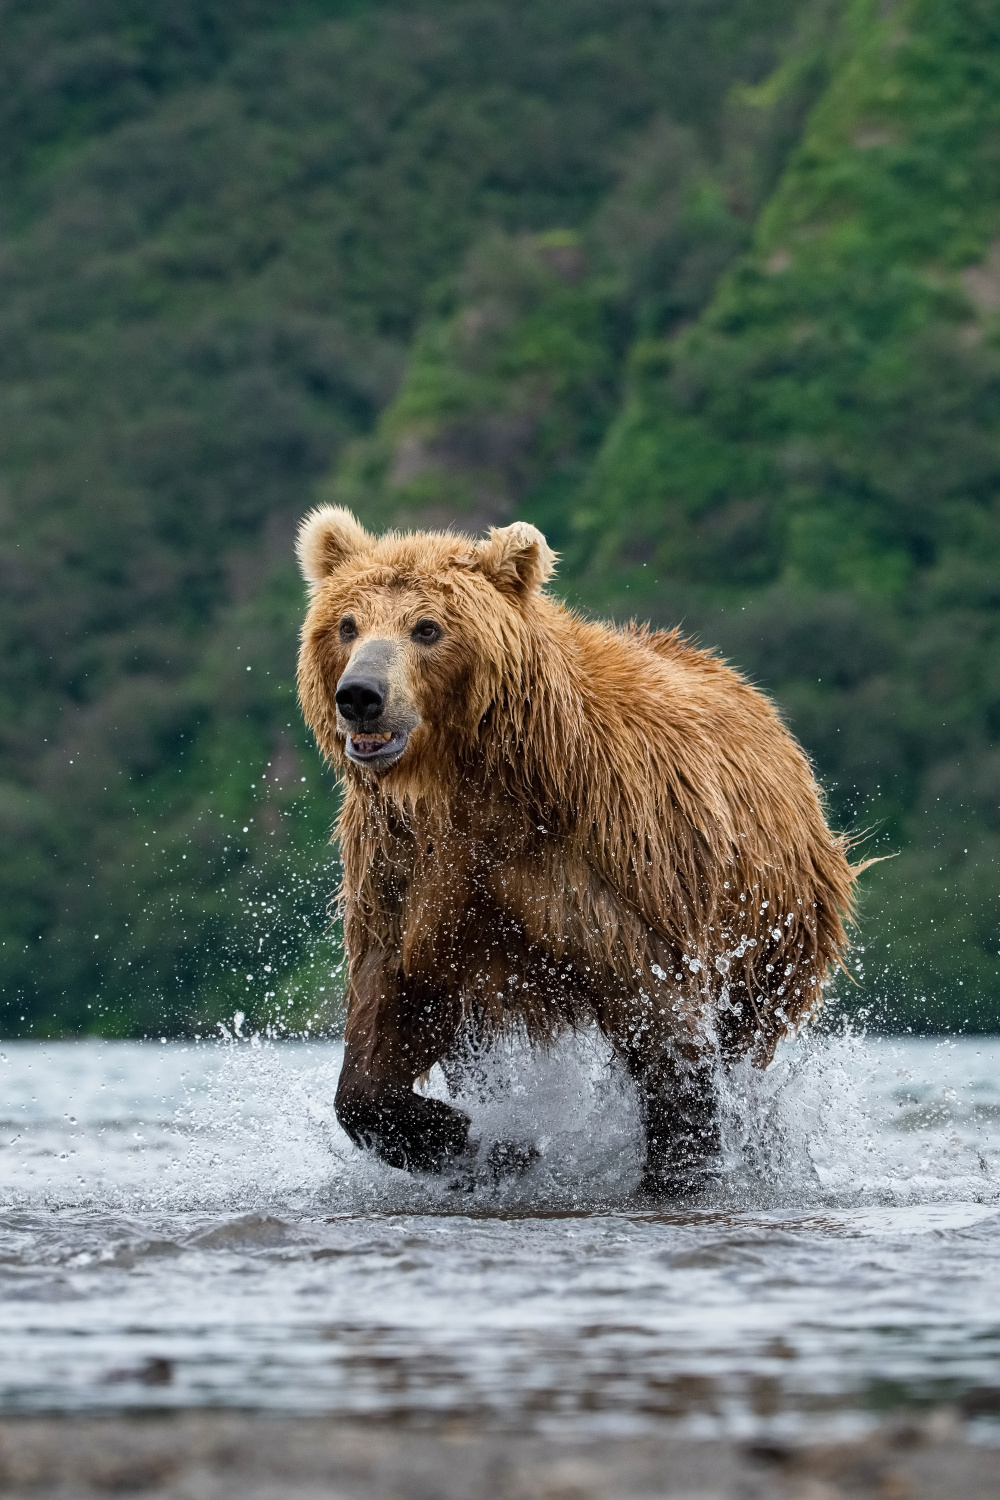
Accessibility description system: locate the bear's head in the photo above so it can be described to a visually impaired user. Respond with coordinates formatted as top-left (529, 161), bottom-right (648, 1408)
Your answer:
top-left (296, 506), bottom-right (556, 783)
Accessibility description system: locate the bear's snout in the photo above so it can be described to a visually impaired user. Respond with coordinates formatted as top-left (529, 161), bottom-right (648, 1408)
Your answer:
top-left (334, 636), bottom-right (421, 771)
top-left (336, 674), bottom-right (386, 725)
top-left (336, 637), bottom-right (397, 725)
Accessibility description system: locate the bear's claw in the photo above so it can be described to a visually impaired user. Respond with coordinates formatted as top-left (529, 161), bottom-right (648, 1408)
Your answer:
top-left (485, 1139), bottom-right (541, 1183)
top-left (444, 1139), bottom-right (540, 1192)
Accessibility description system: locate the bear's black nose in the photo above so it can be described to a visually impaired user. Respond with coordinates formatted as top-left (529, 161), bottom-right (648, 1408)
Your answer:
top-left (336, 675), bottom-right (387, 724)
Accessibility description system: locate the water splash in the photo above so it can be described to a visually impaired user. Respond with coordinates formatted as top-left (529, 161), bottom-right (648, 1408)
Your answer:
top-left (1, 1028), bottom-right (997, 1217)
top-left (1, 1033), bottom-right (999, 1429)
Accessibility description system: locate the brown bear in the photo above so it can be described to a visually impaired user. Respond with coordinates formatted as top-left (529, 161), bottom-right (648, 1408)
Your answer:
top-left (296, 506), bottom-right (859, 1194)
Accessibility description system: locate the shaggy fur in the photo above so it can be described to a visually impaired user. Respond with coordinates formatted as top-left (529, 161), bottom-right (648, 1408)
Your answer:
top-left (297, 507), bottom-right (859, 1190)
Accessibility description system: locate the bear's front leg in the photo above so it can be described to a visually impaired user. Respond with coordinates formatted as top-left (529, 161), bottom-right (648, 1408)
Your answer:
top-left (334, 950), bottom-right (470, 1174)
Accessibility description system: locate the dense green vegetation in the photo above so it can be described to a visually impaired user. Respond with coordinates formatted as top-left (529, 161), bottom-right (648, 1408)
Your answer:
top-left (0, 0), bottom-right (809, 1034)
top-left (580, 0), bottom-right (1000, 1030)
top-left (0, 0), bottom-right (997, 1035)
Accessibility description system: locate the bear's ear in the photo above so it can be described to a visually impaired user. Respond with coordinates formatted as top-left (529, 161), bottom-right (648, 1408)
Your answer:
top-left (296, 505), bottom-right (372, 590)
top-left (473, 521), bottom-right (557, 598)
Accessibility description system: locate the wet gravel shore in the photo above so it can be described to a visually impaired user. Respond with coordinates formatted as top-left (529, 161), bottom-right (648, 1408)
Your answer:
top-left (0, 1413), bottom-right (996, 1499)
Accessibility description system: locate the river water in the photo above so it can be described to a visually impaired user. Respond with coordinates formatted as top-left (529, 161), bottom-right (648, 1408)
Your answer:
top-left (0, 1029), bottom-right (998, 1438)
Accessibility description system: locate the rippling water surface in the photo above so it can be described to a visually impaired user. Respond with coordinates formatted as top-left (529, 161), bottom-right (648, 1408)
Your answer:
top-left (0, 1030), bottom-right (998, 1437)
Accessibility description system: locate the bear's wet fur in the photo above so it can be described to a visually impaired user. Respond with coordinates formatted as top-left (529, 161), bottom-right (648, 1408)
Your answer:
top-left (297, 507), bottom-right (859, 1194)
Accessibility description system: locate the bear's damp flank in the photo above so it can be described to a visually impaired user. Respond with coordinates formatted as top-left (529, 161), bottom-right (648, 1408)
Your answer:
top-left (296, 509), bottom-right (861, 1196)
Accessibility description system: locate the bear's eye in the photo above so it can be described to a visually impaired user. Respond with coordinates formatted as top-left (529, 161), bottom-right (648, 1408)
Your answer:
top-left (412, 619), bottom-right (442, 645)
top-left (339, 616), bottom-right (358, 642)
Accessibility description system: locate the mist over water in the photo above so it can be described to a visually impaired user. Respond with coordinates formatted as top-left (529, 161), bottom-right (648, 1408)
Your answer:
top-left (1, 1029), bottom-right (998, 1436)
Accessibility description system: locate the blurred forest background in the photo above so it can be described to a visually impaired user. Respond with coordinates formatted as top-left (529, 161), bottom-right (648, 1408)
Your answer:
top-left (1, 0), bottom-right (998, 1037)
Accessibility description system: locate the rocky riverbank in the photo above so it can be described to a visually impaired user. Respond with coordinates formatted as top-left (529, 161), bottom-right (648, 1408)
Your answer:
top-left (0, 1413), bottom-right (996, 1499)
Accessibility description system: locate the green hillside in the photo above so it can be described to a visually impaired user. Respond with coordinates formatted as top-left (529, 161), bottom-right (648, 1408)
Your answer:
top-left (577, 0), bottom-right (1000, 1030)
top-left (0, 0), bottom-right (810, 1035)
top-left (0, 0), bottom-right (996, 1035)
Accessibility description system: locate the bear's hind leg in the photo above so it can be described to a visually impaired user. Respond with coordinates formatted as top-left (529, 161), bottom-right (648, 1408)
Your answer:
top-left (604, 1032), bottom-right (720, 1199)
top-left (595, 990), bottom-right (721, 1197)
top-left (634, 1049), bottom-right (721, 1198)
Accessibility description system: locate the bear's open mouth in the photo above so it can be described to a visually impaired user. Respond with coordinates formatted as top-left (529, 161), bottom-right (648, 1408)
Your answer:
top-left (345, 730), bottom-right (409, 767)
